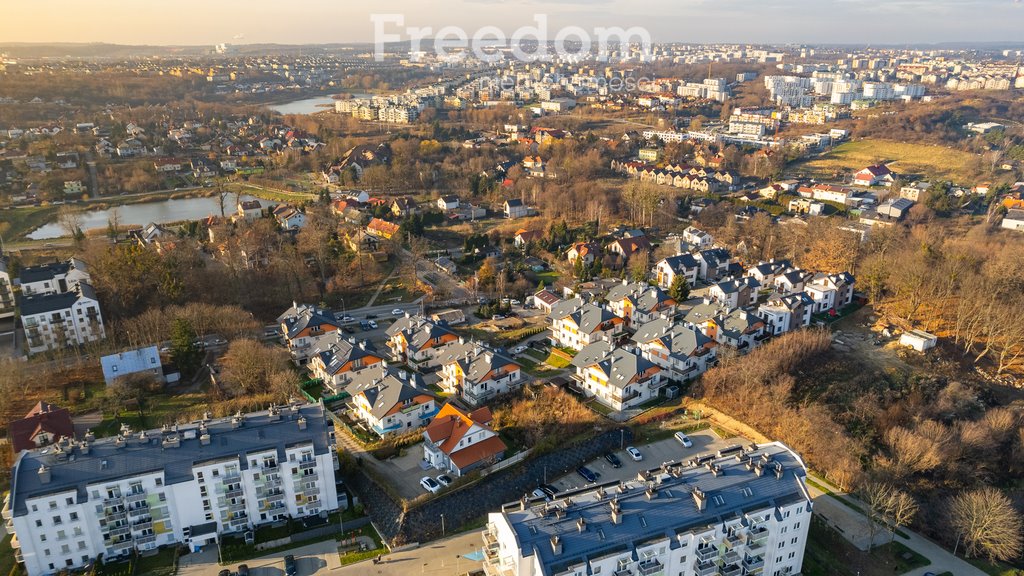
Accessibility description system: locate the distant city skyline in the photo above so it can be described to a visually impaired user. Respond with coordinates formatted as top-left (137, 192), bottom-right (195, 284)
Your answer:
top-left (2, 0), bottom-right (1024, 47)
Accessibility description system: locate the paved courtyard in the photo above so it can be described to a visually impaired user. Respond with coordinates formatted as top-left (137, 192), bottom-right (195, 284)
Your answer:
top-left (177, 539), bottom-right (343, 576)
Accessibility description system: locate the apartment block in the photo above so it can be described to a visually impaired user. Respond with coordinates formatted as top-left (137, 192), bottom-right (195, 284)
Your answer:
top-left (3, 404), bottom-right (339, 576)
top-left (482, 442), bottom-right (812, 576)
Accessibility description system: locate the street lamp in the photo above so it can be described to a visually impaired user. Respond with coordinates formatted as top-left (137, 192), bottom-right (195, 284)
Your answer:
top-left (441, 513), bottom-right (446, 537)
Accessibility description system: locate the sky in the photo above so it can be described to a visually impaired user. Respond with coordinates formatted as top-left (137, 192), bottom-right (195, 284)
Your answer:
top-left (2, 0), bottom-right (1023, 47)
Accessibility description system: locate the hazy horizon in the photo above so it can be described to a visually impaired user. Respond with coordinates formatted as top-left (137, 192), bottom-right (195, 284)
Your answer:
top-left (2, 0), bottom-right (1024, 48)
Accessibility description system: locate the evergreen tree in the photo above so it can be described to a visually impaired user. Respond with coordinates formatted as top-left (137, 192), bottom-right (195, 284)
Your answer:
top-left (669, 275), bottom-right (691, 301)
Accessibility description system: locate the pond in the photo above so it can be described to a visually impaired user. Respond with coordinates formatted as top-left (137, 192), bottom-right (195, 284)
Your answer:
top-left (27, 194), bottom-right (276, 240)
top-left (267, 96), bottom-right (336, 115)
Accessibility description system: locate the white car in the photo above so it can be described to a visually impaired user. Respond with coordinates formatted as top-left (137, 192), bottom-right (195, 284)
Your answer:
top-left (510, 299), bottom-right (521, 306)
top-left (420, 477), bottom-right (441, 494)
top-left (626, 446), bottom-right (643, 461)
top-left (368, 320), bottom-right (378, 329)
top-left (674, 432), bottom-right (693, 448)
top-left (436, 474), bottom-right (453, 487)
top-left (511, 345), bottom-right (527, 354)
top-left (392, 308), bottom-right (404, 316)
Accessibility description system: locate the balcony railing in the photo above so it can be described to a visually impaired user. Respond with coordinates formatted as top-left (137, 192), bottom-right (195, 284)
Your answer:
top-left (695, 546), bottom-right (717, 562)
top-left (723, 533), bottom-right (746, 549)
top-left (743, 555), bottom-right (765, 571)
top-left (125, 492), bottom-right (147, 504)
top-left (718, 563), bottom-right (742, 576)
top-left (637, 559), bottom-right (664, 576)
top-left (693, 560), bottom-right (717, 576)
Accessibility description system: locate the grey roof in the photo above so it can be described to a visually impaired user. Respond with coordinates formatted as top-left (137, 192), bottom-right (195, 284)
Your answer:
top-left (100, 346), bottom-right (161, 384)
top-left (748, 259), bottom-right (791, 277)
top-left (339, 363), bottom-right (425, 398)
top-left (684, 303), bottom-right (728, 326)
top-left (698, 248), bottom-right (731, 267)
top-left (762, 292), bottom-right (813, 311)
top-left (567, 303), bottom-right (620, 335)
top-left (281, 304), bottom-right (339, 339)
top-left (713, 277), bottom-right (760, 295)
top-left (314, 335), bottom-right (381, 376)
top-left (571, 340), bottom-right (616, 370)
top-left (716, 309), bottom-right (763, 338)
top-left (9, 403), bottom-right (333, 517)
top-left (499, 442), bottom-right (809, 575)
top-left (456, 348), bottom-right (521, 384)
top-left (659, 253), bottom-right (699, 274)
top-left (776, 269), bottom-right (810, 286)
top-left (548, 297), bottom-right (585, 322)
top-left (19, 283), bottom-right (98, 316)
top-left (18, 259), bottom-right (74, 284)
top-left (388, 316), bottom-right (457, 352)
top-left (575, 347), bottom-right (657, 391)
top-left (355, 371), bottom-right (436, 419)
top-left (1007, 208), bottom-right (1024, 220)
top-left (631, 317), bottom-right (711, 358)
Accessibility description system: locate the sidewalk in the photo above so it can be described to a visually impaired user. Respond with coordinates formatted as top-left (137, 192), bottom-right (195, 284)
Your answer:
top-left (335, 531), bottom-right (484, 576)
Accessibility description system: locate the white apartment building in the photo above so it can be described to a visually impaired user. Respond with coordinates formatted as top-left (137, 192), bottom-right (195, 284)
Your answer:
top-left (19, 258), bottom-right (91, 296)
top-left (21, 284), bottom-right (105, 355)
top-left (0, 254), bottom-right (15, 319)
top-left (3, 404), bottom-right (340, 576)
top-left (482, 441), bottom-right (813, 576)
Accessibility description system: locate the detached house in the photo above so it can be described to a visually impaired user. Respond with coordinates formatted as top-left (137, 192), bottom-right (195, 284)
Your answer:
top-left (653, 253), bottom-right (700, 289)
top-left (566, 242), bottom-right (602, 267)
top-left (422, 403), bottom-right (507, 477)
top-left (606, 236), bottom-right (652, 263)
top-left (440, 346), bottom-right (524, 406)
top-left (386, 315), bottom-right (460, 365)
top-left (350, 369), bottom-right (438, 436)
top-left (308, 335), bottom-right (385, 393)
top-left (605, 281), bottom-right (677, 325)
top-left (504, 199), bottom-right (530, 219)
top-left (21, 284), bottom-right (105, 355)
top-left (805, 272), bottom-right (856, 313)
top-left (236, 199), bottom-right (263, 221)
top-left (696, 248), bottom-right (733, 281)
top-left (853, 164), bottom-right (896, 187)
top-left (708, 277), bottom-right (761, 309)
top-left (367, 218), bottom-right (401, 240)
top-left (273, 205), bottom-right (306, 230)
top-left (682, 226), bottom-right (713, 248)
top-left (19, 258), bottom-right (90, 296)
top-left (8, 401), bottom-right (74, 453)
top-left (631, 317), bottom-right (718, 383)
top-left (745, 259), bottom-right (792, 287)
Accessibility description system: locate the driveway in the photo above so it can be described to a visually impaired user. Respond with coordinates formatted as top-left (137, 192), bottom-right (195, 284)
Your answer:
top-left (335, 531), bottom-right (484, 576)
top-left (548, 429), bottom-right (745, 493)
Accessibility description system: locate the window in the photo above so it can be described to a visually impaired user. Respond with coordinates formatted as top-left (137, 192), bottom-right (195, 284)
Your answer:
top-left (155, 478), bottom-right (163, 486)
top-left (40, 535), bottom-right (47, 542)
top-left (31, 504), bottom-right (38, 512)
top-left (788, 551), bottom-right (796, 559)
top-left (53, 515), bottom-right (63, 526)
top-left (70, 512), bottom-right (78, 521)
top-left (66, 497), bottom-right (74, 506)
top-left (49, 501), bottom-right (57, 509)
top-left (36, 519), bottom-right (43, 528)
top-left (61, 544), bottom-right (70, 554)
top-left (790, 537), bottom-right (798, 545)
top-left (57, 530), bottom-right (66, 540)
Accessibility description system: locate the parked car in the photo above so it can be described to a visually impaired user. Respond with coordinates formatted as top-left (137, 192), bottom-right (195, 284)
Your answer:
top-left (511, 345), bottom-right (527, 354)
top-left (343, 326), bottom-right (355, 334)
top-left (436, 474), bottom-right (453, 487)
top-left (539, 484), bottom-right (558, 498)
top-left (491, 315), bottom-right (505, 321)
top-left (510, 299), bottom-right (521, 305)
top-left (576, 466), bottom-right (599, 483)
top-left (359, 321), bottom-right (370, 330)
top-left (531, 488), bottom-right (550, 501)
top-left (626, 446), bottom-right (643, 461)
top-left (237, 565), bottom-right (249, 576)
top-left (604, 452), bottom-right (622, 468)
top-left (218, 570), bottom-right (231, 576)
top-left (392, 308), bottom-right (404, 315)
top-left (420, 476), bottom-right (441, 493)
top-left (674, 431), bottom-right (693, 448)
top-left (368, 320), bottom-right (378, 329)
top-left (283, 556), bottom-right (297, 576)
top-left (366, 314), bottom-right (379, 319)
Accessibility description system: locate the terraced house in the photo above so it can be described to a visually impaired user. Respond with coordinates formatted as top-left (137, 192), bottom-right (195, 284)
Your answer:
top-left (278, 302), bottom-right (343, 365)
top-left (482, 442), bottom-right (812, 576)
top-left (308, 335), bottom-right (384, 393)
top-left (386, 315), bottom-right (460, 365)
top-left (570, 343), bottom-right (664, 412)
top-left (3, 404), bottom-right (339, 576)
top-left (349, 368), bottom-right (438, 436)
top-left (439, 346), bottom-right (524, 406)
top-left (549, 299), bottom-right (625, 352)
top-left (631, 317), bottom-right (718, 384)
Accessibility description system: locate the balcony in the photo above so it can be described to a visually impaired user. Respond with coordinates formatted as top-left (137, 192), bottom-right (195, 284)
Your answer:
top-left (693, 560), bottom-right (717, 576)
top-left (105, 510), bottom-right (127, 523)
top-left (9, 534), bottom-right (19, 549)
top-left (222, 472), bottom-right (242, 483)
top-left (611, 389), bottom-right (641, 404)
top-left (13, 549), bottom-right (23, 563)
top-left (696, 546), bottom-right (718, 562)
top-left (638, 559), bottom-right (664, 576)
top-left (743, 555), bottom-right (765, 572)
top-left (464, 387), bottom-right (496, 405)
top-left (128, 504), bottom-right (150, 518)
top-left (125, 492), bottom-right (147, 504)
top-left (718, 563), bottom-right (742, 576)
top-left (747, 527), bottom-right (769, 550)
top-left (132, 519), bottom-right (153, 532)
top-left (722, 550), bottom-right (741, 565)
top-left (724, 533), bottom-right (746, 549)
top-left (1, 496), bottom-right (12, 521)
top-left (135, 534), bottom-right (157, 547)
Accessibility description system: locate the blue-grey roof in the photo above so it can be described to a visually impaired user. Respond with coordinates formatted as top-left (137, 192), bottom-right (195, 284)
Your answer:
top-left (100, 346), bottom-right (162, 384)
top-left (498, 442), bottom-right (809, 576)
top-left (18, 261), bottom-right (71, 284)
top-left (19, 283), bottom-right (98, 316)
top-left (9, 403), bottom-right (334, 517)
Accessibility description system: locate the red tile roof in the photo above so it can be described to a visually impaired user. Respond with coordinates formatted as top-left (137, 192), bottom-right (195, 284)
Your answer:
top-left (9, 402), bottom-right (74, 453)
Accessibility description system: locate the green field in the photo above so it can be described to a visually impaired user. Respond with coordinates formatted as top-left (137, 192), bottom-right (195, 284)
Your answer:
top-left (792, 139), bottom-right (980, 183)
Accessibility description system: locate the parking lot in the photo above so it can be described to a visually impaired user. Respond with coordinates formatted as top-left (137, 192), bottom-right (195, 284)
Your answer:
top-left (546, 429), bottom-right (749, 494)
top-left (177, 539), bottom-right (340, 576)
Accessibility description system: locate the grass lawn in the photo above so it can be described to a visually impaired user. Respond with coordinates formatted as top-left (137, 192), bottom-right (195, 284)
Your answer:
top-left (792, 139), bottom-right (979, 183)
top-left (134, 546), bottom-right (179, 576)
top-left (803, 516), bottom-right (931, 576)
top-left (1, 204), bottom-right (60, 240)
top-left (338, 525), bottom-right (386, 567)
top-left (968, 558), bottom-right (1024, 576)
top-left (0, 534), bottom-right (19, 576)
top-left (543, 350), bottom-right (573, 369)
top-left (93, 390), bottom-right (210, 437)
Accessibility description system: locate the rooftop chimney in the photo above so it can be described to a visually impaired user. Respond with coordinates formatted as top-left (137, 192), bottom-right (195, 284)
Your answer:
top-left (576, 517), bottom-right (587, 533)
top-left (610, 500), bottom-right (622, 525)
top-left (692, 487), bottom-right (707, 512)
top-left (84, 430), bottom-right (95, 442)
top-left (114, 436), bottom-right (126, 449)
top-left (645, 486), bottom-right (658, 500)
top-left (162, 435), bottom-right (181, 449)
top-left (550, 535), bottom-right (562, 555)
top-left (200, 432), bottom-right (211, 446)
top-left (774, 462), bottom-right (784, 479)
top-left (520, 495), bottom-right (529, 510)
top-left (297, 416), bottom-right (307, 430)
top-left (38, 465), bottom-right (52, 484)
top-left (231, 415), bottom-right (242, 429)
top-left (79, 441), bottom-right (90, 455)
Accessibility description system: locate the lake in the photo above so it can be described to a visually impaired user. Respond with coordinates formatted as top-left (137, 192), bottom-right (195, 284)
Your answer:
top-left (27, 194), bottom-right (276, 240)
top-left (267, 96), bottom-right (336, 115)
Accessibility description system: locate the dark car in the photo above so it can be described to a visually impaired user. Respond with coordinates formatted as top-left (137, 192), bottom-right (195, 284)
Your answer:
top-left (577, 466), bottom-right (599, 483)
top-left (366, 313), bottom-right (379, 319)
top-left (343, 325), bottom-right (356, 334)
top-left (604, 452), bottom-right (622, 468)
top-left (284, 555), bottom-right (297, 576)
top-left (359, 320), bottom-right (371, 330)
top-left (218, 570), bottom-right (231, 576)
top-left (237, 565), bottom-right (249, 576)
top-left (539, 483), bottom-right (558, 498)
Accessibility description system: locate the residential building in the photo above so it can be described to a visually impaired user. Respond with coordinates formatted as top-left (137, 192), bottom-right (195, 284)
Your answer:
top-left (758, 292), bottom-right (814, 336)
top-left (0, 254), bottom-right (15, 319)
top-left (437, 195), bottom-right (460, 212)
top-left (772, 269), bottom-right (811, 295)
top-left (440, 346), bottom-right (524, 406)
top-left (695, 248), bottom-right (733, 282)
top-left (570, 343), bottom-right (664, 412)
top-left (3, 404), bottom-right (340, 576)
top-left (531, 289), bottom-right (562, 314)
top-left (367, 218), bottom-right (401, 240)
top-left (653, 253), bottom-right (699, 289)
top-left (513, 229), bottom-right (543, 248)
top-left (21, 284), bottom-right (105, 355)
top-left (236, 200), bottom-right (263, 221)
top-left (422, 403), bottom-right (507, 477)
top-left (804, 272), bottom-right (856, 313)
top-left (549, 300), bottom-right (624, 351)
top-left (100, 346), bottom-right (164, 387)
top-left (350, 369), bottom-right (438, 436)
top-left (604, 281), bottom-right (677, 326)
top-left (708, 309), bottom-right (767, 351)
top-left (566, 242), bottom-right (602, 267)
top-left (708, 277), bottom-right (761, 309)
top-left (504, 199), bottom-right (530, 219)
top-left (273, 205), bottom-right (306, 230)
top-left (386, 315), bottom-right (460, 365)
top-left (745, 259), bottom-right (792, 288)
top-left (1002, 209), bottom-right (1024, 231)
top-left (308, 335), bottom-right (385, 394)
top-left (631, 317), bottom-right (718, 383)
top-left (481, 441), bottom-right (813, 576)
top-left (278, 303), bottom-right (342, 365)
top-left (853, 164), bottom-right (896, 187)
top-left (19, 258), bottom-right (91, 297)
top-left (605, 236), bottom-right (652, 263)
top-left (899, 182), bottom-right (930, 202)
top-left (8, 402), bottom-right (74, 454)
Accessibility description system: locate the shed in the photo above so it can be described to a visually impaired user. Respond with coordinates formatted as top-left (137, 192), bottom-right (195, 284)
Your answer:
top-left (899, 330), bottom-right (937, 352)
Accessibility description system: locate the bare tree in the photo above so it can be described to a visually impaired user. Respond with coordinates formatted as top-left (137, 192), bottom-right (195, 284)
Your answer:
top-left (949, 488), bottom-right (1023, 561)
top-left (863, 482), bottom-right (919, 545)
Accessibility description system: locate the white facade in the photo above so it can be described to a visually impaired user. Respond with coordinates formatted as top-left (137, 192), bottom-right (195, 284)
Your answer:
top-left (21, 288), bottom-right (106, 355)
top-left (4, 405), bottom-right (339, 576)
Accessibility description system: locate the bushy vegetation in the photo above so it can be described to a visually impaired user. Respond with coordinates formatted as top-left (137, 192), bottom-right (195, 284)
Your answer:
top-left (492, 386), bottom-right (603, 454)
